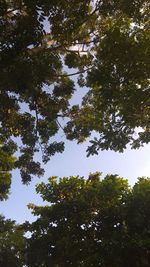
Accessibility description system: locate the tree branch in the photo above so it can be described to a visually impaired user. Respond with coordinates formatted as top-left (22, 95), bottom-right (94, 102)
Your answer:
top-left (35, 105), bottom-right (44, 155)
top-left (58, 66), bottom-right (93, 78)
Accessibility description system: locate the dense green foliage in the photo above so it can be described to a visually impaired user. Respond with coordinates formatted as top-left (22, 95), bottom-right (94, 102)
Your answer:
top-left (0, 215), bottom-right (25, 267)
top-left (0, 141), bottom-right (16, 200)
top-left (0, 0), bottom-right (149, 195)
top-left (0, 173), bottom-right (149, 266)
top-left (65, 1), bottom-right (150, 154)
top-left (26, 173), bottom-right (150, 267)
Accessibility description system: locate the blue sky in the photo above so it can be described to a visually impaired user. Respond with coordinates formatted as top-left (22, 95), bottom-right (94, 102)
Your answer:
top-left (1, 139), bottom-right (150, 223)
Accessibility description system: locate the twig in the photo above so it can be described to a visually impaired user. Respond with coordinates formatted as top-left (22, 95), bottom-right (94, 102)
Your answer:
top-left (56, 119), bottom-right (64, 131)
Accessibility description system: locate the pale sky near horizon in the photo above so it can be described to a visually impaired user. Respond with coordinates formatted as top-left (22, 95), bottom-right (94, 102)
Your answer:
top-left (1, 138), bottom-right (150, 224)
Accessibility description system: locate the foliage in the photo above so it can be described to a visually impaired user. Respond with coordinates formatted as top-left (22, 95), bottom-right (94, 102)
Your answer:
top-left (0, 215), bottom-right (26, 267)
top-left (0, 141), bottom-right (16, 200)
top-left (26, 173), bottom-right (150, 267)
top-left (64, 1), bottom-right (150, 154)
top-left (0, 0), bottom-right (149, 193)
top-left (0, 0), bottom-right (92, 188)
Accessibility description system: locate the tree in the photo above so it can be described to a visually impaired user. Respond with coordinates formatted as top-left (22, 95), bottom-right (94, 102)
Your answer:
top-left (0, 0), bottom-right (93, 194)
top-left (64, 1), bottom-right (150, 154)
top-left (123, 177), bottom-right (150, 266)
top-left (0, 215), bottom-right (26, 267)
top-left (0, 0), bottom-right (149, 193)
top-left (25, 173), bottom-right (150, 267)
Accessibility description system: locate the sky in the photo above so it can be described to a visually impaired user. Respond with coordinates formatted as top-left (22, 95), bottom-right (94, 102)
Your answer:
top-left (0, 138), bottom-right (150, 224)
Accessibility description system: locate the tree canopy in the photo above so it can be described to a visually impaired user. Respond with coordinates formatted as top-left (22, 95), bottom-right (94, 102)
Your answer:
top-left (0, 0), bottom-right (149, 195)
top-left (25, 173), bottom-right (150, 267)
top-left (0, 173), bottom-right (149, 266)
